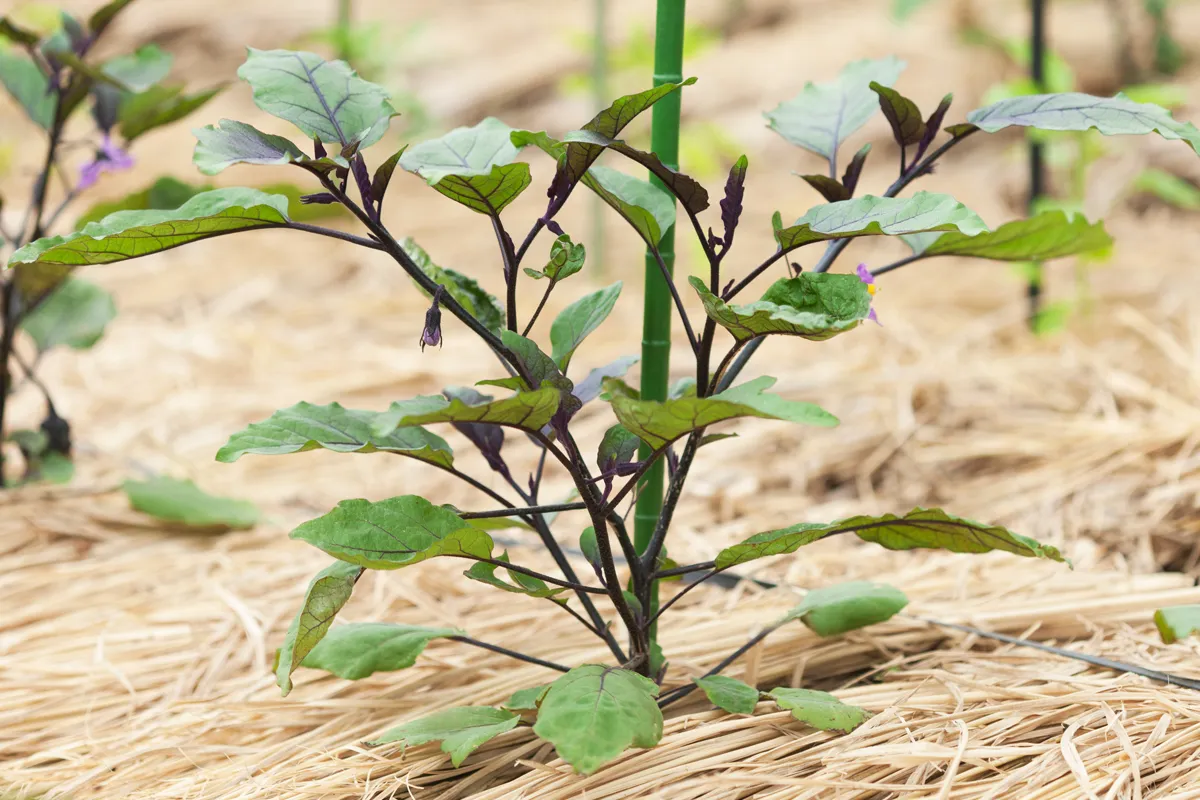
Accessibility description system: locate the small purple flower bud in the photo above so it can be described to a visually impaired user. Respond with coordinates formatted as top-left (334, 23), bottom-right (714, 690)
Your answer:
top-left (77, 135), bottom-right (134, 190)
top-left (544, 218), bottom-right (565, 237)
top-left (300, 192), bottom-right (338, 205)
top-left (420, 286), bottom-right (445, 351)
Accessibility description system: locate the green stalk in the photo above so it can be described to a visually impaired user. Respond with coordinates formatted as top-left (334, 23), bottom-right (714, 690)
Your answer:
top-left (335, 0), bottom-right (353, 63)
top-left (635, 0), bottom-right (686, 647)
top-left (591, 0), bottom-right (608, 276)
top-left (1027, 0), bottom-right (1046, 326)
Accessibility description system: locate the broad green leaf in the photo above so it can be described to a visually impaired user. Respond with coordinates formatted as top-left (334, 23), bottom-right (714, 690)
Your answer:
top-left (237, 48), bottom-right (395, 148)
top-left (582, 166), bottom-right (675, 248)
top-left (695, 675), bottom-right (759, 715)
top-left (101, 44), bottom-right (172, 92)
top-left (275, 560), bottom-right (362, 695)
top-left (715, 508), bottom-right (1065, 569)
top-left (0, 48), bottom-right (55, 128)
top-left (215, 401), bottom-right (452, 468)
top-left (19, 278), bottom-right (115, 351)
top-left (767, 688), bottom-right (871, 733)
top-left (400, 237), bottom-right (505, 334)
top-left (903, 211), bottom-right (1111, 261)
top-left (373, 386), bottom-right (561, 438)
top-left (75, 176), bottom-right (211, 228)
top-left (597, 423), bottom-right (640, 471)
top-left (119, 84), bottom-right (221, 142)
top-left (292, 496), bottom-right (492, 569)
top-left (766, 57), bottom-right (905, 160)
top-left (1154, 605), bottom-right (1200, 644)
top-left (525, 233), bottom-right (585, 281)
top-left (870, 81), bottom-right (925, 146)
top-left (967, 93), bottom-right (1200, 153)
top-left (689, 274), bottom-right (870, 343)
top-left (775, 191), bottom-right (988, 253)
top-left (7, 188), bottom-right (290, 293)
top-left (122, 476), bottom-right (259, 529)
top-left (779, 581), bottom-right (908, 636)
top-left (605, 375), bottom-right (837, 451)
top-left (503, 684), bottom-right (550, 711)
top-left (193, 119), bottom-right (306, 175)
top-left (464, 552), bottom-right (569, 600)
top-left (500, 330), bottom-right (572, 391)
top-left (533, 664), bottom-right (663, 775)
top-left (302, 622), bottom-right (462, 679)
top-left (460, 515), bottom-right (533, 532)
top-left (368, 707), bottom-right (521, 767)
top-left (550, 282), bottom-right (622, 369)
top-left (559, 78), bottom-right (696, 184)
top-left (400, 117), bottom-right (531, 215)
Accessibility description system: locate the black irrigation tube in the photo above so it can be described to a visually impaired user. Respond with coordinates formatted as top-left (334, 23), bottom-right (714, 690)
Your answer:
top-left (492, 533), bottom-right (1200, 694)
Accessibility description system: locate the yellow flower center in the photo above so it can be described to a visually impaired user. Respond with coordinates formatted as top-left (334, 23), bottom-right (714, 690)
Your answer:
top-left (867, 284), bottom-right (877, 295)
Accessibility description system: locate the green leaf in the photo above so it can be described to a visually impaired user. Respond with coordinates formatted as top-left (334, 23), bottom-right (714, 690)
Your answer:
top-left (766, 57), bottom-right (906, 160)
top-left (967, 93), bottom-right (1200, 153)
top-left (1153, 605), bottom-right (1200, 644)
top-left (275, 560), bottom-right (362, 695)
top-left (464, 551), bottom-right (569, 600)
top-left (1131, 168), bottom-right (1200, 210)
top-left (193, 119), bottom-right (306, 175)
top-left (119, 84), bottom-right (222, 142)
top-left (550, 282), bottom-right (622, 369)
top-left (903, 211), bottom-right (1112, 261)
top-left (39, 451), bottom-right (74, 484)
top-left (605, 375), bottom-right (837, 451)
top-left (870, 81), bottom-right (925, 146)
top-left (400, 237), bottom-right (505, 334)
top-left (122, 476), bottom-right (259, 529)
top-left (500, 330), bottom-right (573, 392)
top-left (525, 233), bottom-right (585, 281)
top-left (400, 117), bottom-right (531, 215)
top-left (7, 188), bottom-right (290, 294)
top-left (892, 0), bottom-right (936, 22)
top-left (88, 0), bottom-right (137, 36)
top-left (579, 526), bottom-right (600, 567)
top-left (0, 48), bottom-right (55, 128)
top-left (597, 423), bottom-right (640, 471)
top-left (560, 130), bottom-right (709, 215)
top-left (694, 675), bottom-right (759, 715)
top-left (715, 507), bottom-right (1066, 569)
top-left (775, 191), bottom-right (988, 253)
top-left (215, 401), bottom-right (453, 468)
top-left (368, 707), bottom-right (521, 767)
top-left (0, 17), bottom-right (41, 46)
top-left (779, 581), bottom-right (909, 636)
top-left (101, 44), bottom-right (172, 92)
top-left (558, 78), bottom-right (696, 184)
top-left (503, 684), bottom-right (550, 712)
top-left (460, 515), bottom-right (533, 532)
top-left (532, 664), bottom-right (663, 775)
top-left (19, 278), bottom-right (116, 351)
top-left (291, 495), bottom-right (492, 569)
top-left (373, 385), bottom-right (561, 438)
top-left (74, 176), bottom-right (212, 229)
top-left (689, 274), bottom-right (871, 343)
top-left (302, 622), bottom-right (462, 679)
top-left (797, 173), bottom-right (850, 203)
top-left (582, 166), bottom-right (675, 249)
top-left (237, 48), bottom-right (395, 148)
top-left (767, 688), bottom-right (871, 733)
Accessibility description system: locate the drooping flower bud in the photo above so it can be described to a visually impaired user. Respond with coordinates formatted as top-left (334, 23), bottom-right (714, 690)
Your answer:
top-left (420, 286), bottom-right (445, 351)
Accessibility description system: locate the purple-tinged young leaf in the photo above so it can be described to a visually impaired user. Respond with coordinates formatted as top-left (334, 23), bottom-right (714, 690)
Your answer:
top-left (562, 130), bottom-right (708, 214)
top-left (719, 155), bottom-right (748, 253)
top-left (442, 386), bottom-right (509, 477)
top-left (870, 81), bottom-right (925, 147)
top-left (88, 0), bottom-right (137, 36)
top-left (90, 82), bottom-right (122, 133)
top-left (420, 286), bottom-right (444, 351)
top-left (841, 143), bottom-right (871, 197)
top-left (915, 94), bottom-right (952, 161)
top-left (598, 423), bottom-right (640, 476)
top-left (78, 134), bottom-right (134, 190)
top-left (192, 119), bottom-right (306, 175)
top-left (237, 49), bottom-right (395, 149)
top-left (944, 122), bottom-right (978, 138)
top-left (797, 174), bottom-right (849, 203)
top-left (313, 139), bottom-right (327, 159)
top-left (300, 192), bottom-right (337, 205)
top-left (371, 145), bottom-right (406, 211)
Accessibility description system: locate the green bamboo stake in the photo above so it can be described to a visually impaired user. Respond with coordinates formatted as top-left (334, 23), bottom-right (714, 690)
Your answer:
top-left (591, 0), bottom-right (609, 275)
top-left (335, 0), bottom-right (353, 63)
top-left (635, 0), bottom-right (686, 645)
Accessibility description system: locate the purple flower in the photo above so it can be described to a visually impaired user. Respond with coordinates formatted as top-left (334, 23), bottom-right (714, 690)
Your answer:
top-left (856, 263), bottom-right (881, 325)
top-left (78, 136), bottom-right (134, 190)
top-left (420, 286), bottom-right (445, 351)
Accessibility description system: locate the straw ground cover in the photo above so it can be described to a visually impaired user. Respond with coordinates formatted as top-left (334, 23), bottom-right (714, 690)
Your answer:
top-left (5, 0), bottom-right (1200, 795)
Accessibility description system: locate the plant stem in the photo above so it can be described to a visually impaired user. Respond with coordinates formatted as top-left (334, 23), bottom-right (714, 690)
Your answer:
top-left (1027, 0), bottom-right (1047, 326)
top-left (643, 567), bottom-right (723, 628)
top-left (491, 215), bottom-right (519, 332)
top-left (591, 0), bottom-right (608, 277)
top-left (459, 501), bottom-right (588, 520)
top-left (649, 246), bottom-right (699, 355)
top-left (463, 555), bottom-right (609, 594)
top-left (285, 221), bottom-right (387, 250)
top-left (449, 636), bottom-right (572, 673)
top-left (0, 283), bottom-right (17, 485)
top-left (870, 252), bottom-right (926, 276)
top-left (653, 560), bottom-right (716, 579)
top-left (657, 624), bottom-right (778, 708)
top-left (635, 4), bottom-right (688, 653)
top-left (335, 0), bottom-right (354, 62)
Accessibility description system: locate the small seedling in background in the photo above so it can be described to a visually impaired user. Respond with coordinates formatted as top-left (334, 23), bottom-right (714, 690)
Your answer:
top-left (9, 46), bottom-right (1200, 775)
top-left (122, 476), bottom-right (259, 531)
top-left (0, 0), bottom-right (220, 488)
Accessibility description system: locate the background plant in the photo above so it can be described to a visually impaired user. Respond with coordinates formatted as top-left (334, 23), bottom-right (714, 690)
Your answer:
top-left (0, 0), bottom-right (220, 488)
top-left (9, 43), bottom-right (1200, 774)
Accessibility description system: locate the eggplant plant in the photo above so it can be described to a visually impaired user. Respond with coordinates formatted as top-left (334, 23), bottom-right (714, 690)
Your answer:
top-left (9, 47), bottom-right (1200, 774)
top-left (0, 1), bottom-right (218, 486)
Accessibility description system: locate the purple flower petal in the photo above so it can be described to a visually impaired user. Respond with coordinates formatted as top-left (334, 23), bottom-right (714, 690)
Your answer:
top-left (867, 307), bottom-right (881, 326)
top-left (856, 263), bottom-right (875, 285)
top-left (78, 135), bottom-right (135, 190)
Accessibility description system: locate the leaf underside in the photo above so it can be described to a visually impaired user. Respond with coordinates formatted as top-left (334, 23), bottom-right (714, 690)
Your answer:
top-left (368, 706), bottom-right (521, 767)
top-left (275, 560), bottom-right (362, 695)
